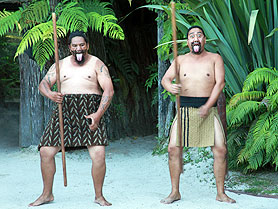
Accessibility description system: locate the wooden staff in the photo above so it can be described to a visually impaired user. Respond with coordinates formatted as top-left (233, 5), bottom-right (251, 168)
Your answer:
top-left (52, 13), bottom-right (67, 187)
top-left (171, 2), bottom-right (183, 173)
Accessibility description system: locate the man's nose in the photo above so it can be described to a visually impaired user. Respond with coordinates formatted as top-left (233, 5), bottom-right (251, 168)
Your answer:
top-left (76, 45), bottom-right (81, 50)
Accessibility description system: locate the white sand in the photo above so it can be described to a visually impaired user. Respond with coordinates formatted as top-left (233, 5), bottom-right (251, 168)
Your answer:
top-left (0, 134), bottom-right (278, 209)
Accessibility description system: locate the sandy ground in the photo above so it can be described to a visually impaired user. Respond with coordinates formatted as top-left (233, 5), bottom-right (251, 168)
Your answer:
top-left (0, 106), bottom-right (278, 209)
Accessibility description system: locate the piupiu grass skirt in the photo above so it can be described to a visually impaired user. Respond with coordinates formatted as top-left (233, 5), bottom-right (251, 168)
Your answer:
top-left (39, 94), bottom-right (108, 150)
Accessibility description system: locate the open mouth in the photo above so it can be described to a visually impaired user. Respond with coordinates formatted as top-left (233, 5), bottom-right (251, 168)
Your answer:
top-left (76, 53), bottom-right (83, 61)
top-left (192, 41), bottom-right (201, 53)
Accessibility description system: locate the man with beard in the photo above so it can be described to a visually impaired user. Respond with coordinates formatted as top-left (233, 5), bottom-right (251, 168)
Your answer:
top-left (29, 31), bottom-right (113, 207)
top-left (160, 26), bottom-right (235, 204)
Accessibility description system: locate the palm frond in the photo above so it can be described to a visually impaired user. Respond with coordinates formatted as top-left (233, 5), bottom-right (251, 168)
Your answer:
top-left (229, 91), bottom-right (265, 108)
top-left (0, 10), bottom-right (21, 36)
top-left (243, 67), bottom-right (278, 91)
top-left (58, 4), bottom-right (88, 32)
top-left (87, 12), bottom-right (124, 40)
top-left (32, 38), bottom-right (54, 71)
top-left (15, 21), bottom-right (66, 58)
top-left (228, 101), bottom-right (260, 126)
top-left (20, 0), bottom-right (50, 29)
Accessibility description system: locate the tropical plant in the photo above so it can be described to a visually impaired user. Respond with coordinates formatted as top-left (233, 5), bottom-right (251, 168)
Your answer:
top-left (227, 67), bottom-right (278, 173)
top-left (0, 0), bottom-right (124, 69)
top-left (143, 0), bottom-right (278, 96)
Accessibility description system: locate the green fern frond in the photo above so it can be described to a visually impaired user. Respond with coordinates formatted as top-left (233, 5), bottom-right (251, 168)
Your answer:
top-left (245, 149), bottom-right (265, 172)
top-left (242, 68), bottom-right (278, 91)
top-left (238, 122), bottom-right (256, 163)
top-left (272, 150), bottom-right (278, 171)
top-left (268, 93), bottom-right (278, 111)
top-left (58, 4), bottom-right (88, 32)
top-left (33, 38), bottom-right (54, 71)
top-left (20, 0), bottom-right (50, 29)
top-left (265, 132), bottom-right (278, 164)
top-left (79, 0), bottom-right (115, 16)
top-left (267, 78), bottom-right (278, 96)
top-left (253, 112), bottom-right (272, 139)
top-left (87, 12), bottom-right (124, 40)
top-left (229, 91), bottom-right (265, 108)
top-left (15, 21), bottom-right (66, 58)
top-left (0, 10), bottom-right (21, 36)
top-left (229, 101), bottom-right (260, 126)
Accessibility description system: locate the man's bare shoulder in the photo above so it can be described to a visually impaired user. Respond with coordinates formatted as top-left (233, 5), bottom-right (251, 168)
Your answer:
top-left (206, 51), bottom-right (223, 61)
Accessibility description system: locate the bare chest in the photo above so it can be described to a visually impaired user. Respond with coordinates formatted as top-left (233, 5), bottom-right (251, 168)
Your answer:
top-left (60, 65), bottom-right (97, 83)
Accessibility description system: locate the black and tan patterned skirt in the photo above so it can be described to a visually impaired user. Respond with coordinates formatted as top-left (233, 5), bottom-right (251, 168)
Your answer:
top-left (171, 96), bottom-right (225, 147)
top-left (39, 94), bottom-right (108, 150)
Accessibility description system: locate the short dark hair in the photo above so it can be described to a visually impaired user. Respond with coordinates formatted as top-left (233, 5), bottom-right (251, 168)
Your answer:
top-left (68, 31), bottom-right (88, 45)
top-left (187, 25), bottom-right (206, 38)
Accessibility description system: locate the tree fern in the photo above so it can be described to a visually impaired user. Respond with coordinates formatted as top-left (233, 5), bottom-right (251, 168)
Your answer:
top-left (229, 91), bottom-right (265, 108)
top-left (78, 0), bottom-right (115, 16)
top-left (242, 68), bottom-right (278, 91)
top-left (32, 38), bottom-right (54, 70)
top-left (0, 10), bottom-right (21, 36)
top-left (57, 3), bottom-right (88, 32)
top-left (20, 0), bottom-right (50, 29)
top-left (87, 12), bottom-right (124, 40)
top-left (15, 21), bottom-right (66, 58)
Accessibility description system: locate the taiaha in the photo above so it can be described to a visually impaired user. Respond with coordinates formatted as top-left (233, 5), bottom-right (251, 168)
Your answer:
top-left (52, 13), bottom-right (67, 187)
top-left (171, 2), bottom-right (183, 173)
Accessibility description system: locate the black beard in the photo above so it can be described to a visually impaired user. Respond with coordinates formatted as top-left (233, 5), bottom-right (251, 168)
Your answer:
top-left (191, 42), bottom-right (202, 54)
top-left (71, 50), bottom-right (87, 65)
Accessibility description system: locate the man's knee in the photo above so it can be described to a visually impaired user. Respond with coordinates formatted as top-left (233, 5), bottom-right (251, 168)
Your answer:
top-left (91, 148), bottom-right (105, 164)
top-left (213, 146), bottom-right (227, 159)
top-left (168, 145), bottom-right (181, 160)
top-left (40, 147), bottom-right (57, 160)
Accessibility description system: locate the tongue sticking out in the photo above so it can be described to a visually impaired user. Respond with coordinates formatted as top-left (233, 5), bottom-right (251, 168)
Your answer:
top-left (193, 45), bottom-right (200, 53)
top-left (76, 54), bottom-right (83, 61)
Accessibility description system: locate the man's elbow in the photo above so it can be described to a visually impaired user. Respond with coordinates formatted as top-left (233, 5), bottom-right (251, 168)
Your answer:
top-left (219, 82), bottom-right (225, 91)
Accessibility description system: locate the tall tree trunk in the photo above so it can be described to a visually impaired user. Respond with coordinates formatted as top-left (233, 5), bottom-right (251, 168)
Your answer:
top-left (157, 10), bottom-right (173, 139)
top-left (19, 53), bottom-right (44, 146)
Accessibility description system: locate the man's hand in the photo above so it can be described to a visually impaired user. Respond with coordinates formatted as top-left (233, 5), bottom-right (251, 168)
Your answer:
top-left (84, 113), bottom-right (100, 131)
top-left (50, 92), bottom-right (64, 104)
top-left (199, 105), bottom-right (209, 118)
top-left (170, 83), bottom-right (182, 95)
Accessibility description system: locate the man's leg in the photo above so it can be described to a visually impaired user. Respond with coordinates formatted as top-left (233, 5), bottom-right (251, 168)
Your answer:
top-left (29, 146), bottom-right (60, 206)
top-left (87, 145), bottom-right (111, 206)
top-left (212, 117), bottom-right (235, 203)
top-left (161, 119), bottom-right (182, 204)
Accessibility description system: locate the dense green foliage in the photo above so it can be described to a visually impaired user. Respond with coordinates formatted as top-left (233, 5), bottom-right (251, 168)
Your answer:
top-left (0, 36), bottom-right (20, 101)
top-left (0, 0), bottom-right (124, 69)
top-left (144, 0), bottom-right (278, 97)
top-left (227, 67), bottom-right (278, 173)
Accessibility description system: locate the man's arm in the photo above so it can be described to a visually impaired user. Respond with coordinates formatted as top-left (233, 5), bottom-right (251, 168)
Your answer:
top-left (38, 63), bottom-right (63, 104)
top-left (85, 60), bottom-right (114, 130)
top-left (199, 54), bottom-right (225, 117)
top-left (161, 57), bottom-right (181, 95)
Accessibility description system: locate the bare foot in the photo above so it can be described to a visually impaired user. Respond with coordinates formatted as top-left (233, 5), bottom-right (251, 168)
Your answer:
top-left (216, 193), bottom-right (236, 203)
top-left (28, 194), bottom-right (54, 207)
top-left (160, 193), bottom-right (181, 204)
top-left (94, 196), bottom-right (112, 206)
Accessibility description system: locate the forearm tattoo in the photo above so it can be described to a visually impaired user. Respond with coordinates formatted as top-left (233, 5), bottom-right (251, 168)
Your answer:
top-left (101, 95), bottom-right (112, 111)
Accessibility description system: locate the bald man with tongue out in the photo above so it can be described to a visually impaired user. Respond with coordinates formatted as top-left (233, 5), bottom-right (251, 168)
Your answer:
top-left (29, 31), bottom-right (113, 207)
top-left (161, 26), bottom-right (235, 204)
